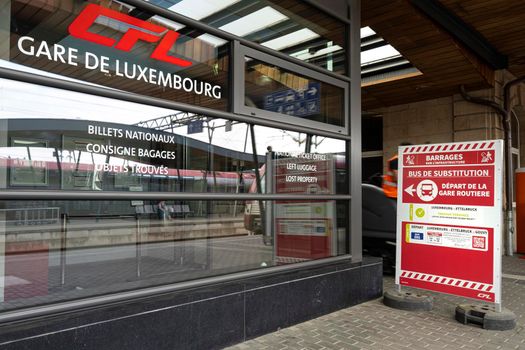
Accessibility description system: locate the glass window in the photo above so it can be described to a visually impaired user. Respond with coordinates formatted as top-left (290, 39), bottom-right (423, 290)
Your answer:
top-left (0, 79), bottom-right (347, 194)
top-left (2, 0), bottom-right (230, 111)
top-left (0, 199), bottom-right (348, 311)
top-left (0, 80), bottom-right (349, 312)
top-left (244, 57), bottom-right (346, 128)
top-left (153, 0), bottom-right (347, 74)
top-left (0, 0), bottom-right (352, 317)
top-left (9, 139), bottom-right (49, 186)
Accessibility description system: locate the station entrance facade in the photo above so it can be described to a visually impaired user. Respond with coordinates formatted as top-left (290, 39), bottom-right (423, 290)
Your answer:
top-left (0, 1), bottom-right (379, 348)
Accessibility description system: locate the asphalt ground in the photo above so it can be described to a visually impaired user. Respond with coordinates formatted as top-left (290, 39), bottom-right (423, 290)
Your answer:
top-left (226, 255), bottom-right (525, 350)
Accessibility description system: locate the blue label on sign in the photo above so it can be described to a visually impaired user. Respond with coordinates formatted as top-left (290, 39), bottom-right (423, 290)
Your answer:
top-left (187, 120), bottom-right (203, 134)
top-left (264, 82), bottom-right (320, 117)
top-left (411, 232), bottom-right (424, 240)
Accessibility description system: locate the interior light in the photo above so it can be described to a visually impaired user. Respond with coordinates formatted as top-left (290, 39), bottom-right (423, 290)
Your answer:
top-left (361, 45), bottom-right (400, 65)
top-left (150, 15), bottom-right (185, 31)
top-left (261, 28), bottom-right (320, 51)
top-left (197, 33), bottom-right (228, 47)
top-left (360, 26), bottom-right (376, 38)
top-left (218, 6), bottom-right (288, 37)
top-left (256, 75), bottom-right (273, 86)
top-left (169, 0), bottom-right (241, 21)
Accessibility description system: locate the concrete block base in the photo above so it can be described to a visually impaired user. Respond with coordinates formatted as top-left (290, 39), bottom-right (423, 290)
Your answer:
top-left (455, 304), bottom-right (516, 331)
top-left (383, 289), bottom-right (433, 311)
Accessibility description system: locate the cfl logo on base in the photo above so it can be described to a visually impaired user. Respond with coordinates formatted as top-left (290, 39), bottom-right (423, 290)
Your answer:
top-left (477, 292), bottom-right (492, 300)
top-left (68, 4), bottom-right (192, 67)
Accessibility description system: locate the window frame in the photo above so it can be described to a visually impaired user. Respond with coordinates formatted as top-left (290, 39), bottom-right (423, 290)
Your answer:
top-left (0, 0), bottom-right (362, 323)
top-left (9, 138), bottom-right (49, 186)
top-left (233, 43), bottom-right (349, 135)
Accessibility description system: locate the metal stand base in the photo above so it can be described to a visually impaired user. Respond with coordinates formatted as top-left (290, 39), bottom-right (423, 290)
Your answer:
top-left (455, 304), bottom-right (516, 331)
top-left (383, 289), bottom-right (433, 311)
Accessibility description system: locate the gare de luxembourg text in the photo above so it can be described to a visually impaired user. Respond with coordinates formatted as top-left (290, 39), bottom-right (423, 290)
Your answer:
top-left (17, 36), bottom-right (222, 99)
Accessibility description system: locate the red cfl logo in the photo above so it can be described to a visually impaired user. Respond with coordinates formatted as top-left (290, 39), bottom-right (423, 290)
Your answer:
top-left (477, 292), bottom-right (492, 300)
top-left (68, 4), bottom-right (192, 67)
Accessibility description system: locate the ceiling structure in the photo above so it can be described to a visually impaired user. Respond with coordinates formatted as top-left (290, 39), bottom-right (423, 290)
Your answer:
top-left (12, 0), bottom-right (525, 116)
top-left (140, 0), bottom-right (525, 112)
top-left (362, 0), bottom-right (525, 110)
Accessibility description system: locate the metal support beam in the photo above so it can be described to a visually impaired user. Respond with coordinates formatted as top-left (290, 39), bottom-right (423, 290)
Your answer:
top-left (350, 0), bottom-right (362, 263)
top-left (0, 190), bottom-right (350, 202)
top-left (411, 0), bottom-right (507, 70)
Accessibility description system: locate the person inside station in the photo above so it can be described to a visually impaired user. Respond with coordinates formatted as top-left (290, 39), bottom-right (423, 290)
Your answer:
top-left (382, 142), bottom-right (412, 200)
top-left (157, 200), bottom-right (171, 223)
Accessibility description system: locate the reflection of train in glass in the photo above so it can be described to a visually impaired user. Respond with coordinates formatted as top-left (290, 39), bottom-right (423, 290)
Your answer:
top-left (1, 118), bottom-right (261, 218)
top-left (1, 157), bottom-right (257, 218)
top-left (2, 118), bottom-right (396, 270)
top-left (2, 158), bottom-right (256, 191)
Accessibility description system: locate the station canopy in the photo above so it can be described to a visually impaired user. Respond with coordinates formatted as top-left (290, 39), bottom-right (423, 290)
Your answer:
top-left (362, 0), bottom-right (525, 110)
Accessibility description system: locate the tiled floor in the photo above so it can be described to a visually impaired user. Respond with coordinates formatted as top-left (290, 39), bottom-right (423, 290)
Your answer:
top-left (227, 255), bottom-right (525, 350)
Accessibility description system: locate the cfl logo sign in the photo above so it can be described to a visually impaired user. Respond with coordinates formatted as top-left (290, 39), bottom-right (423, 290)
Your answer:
top-left (68, 4), bottom-right (192, 67)
top-left (477, 293), bottom-right (492, 300)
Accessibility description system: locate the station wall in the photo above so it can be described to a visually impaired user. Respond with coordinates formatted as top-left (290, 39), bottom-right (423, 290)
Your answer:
top-left (375, 84), bottom-right (508, 171)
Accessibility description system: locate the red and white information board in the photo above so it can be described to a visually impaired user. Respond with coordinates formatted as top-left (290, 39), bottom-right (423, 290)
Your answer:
top-left (396, 141), bottom-right (503, 303)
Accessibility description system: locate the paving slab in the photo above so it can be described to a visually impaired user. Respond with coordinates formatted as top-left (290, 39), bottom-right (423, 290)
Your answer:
top-left (227, 255), bottom-right (525, 350)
